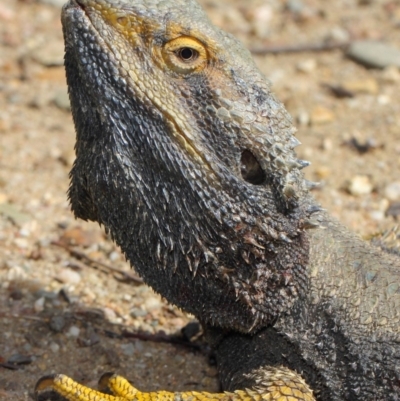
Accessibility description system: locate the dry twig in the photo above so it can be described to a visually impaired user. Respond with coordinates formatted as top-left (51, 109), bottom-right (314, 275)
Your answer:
top-left (250, 41), bottom-right (349, 55)
top-left (51, 241), bottom-right (143, 284)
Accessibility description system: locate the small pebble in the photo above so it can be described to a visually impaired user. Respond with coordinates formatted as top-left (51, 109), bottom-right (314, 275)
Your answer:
top-left (310, 106), bottom-right (335, 125)
top-left (345, 175), bottom-right (373, 196)
top-left (37, 361), bottom-right (47, 371)
top-left (67, 326), bottom-right (80, 337)
top-left (23, 343), bottom-right (32, 352)
top-left (286, 0), bottom-right (304, 14)
top-left (35, 290), bottom-right (58, 300)
top-left (56, 268), bottom-right (81, 285)
top-left (296, 110), bottom-right (310, 126)
top-left (8, 354), bottom-right (32, 365)
top-left (369, 210), bottom-right (385, 221)
top-left (0, 193), bottom-right (7, 204)
top-left (377, 95), bottom-right (390, 105)
top-left (49, 342), bottom-right (60, 353)
top-left (144, 295), bottom-right (163, 311)
top-left (384, 182), bottom-right (400, 201)
top-left (103, 307), bottom-right (117, 322)
top-left (326, 26), bottom-right (350, 44)
top-left (347, 40), bottom-right (400, 69)
top-left (34, 297), bottom-right (45, 313)
top-left (49, 315), bottom-right (66, 333)
top-left (130, 308), bottom-right (148, 318)
top-left (321, 138), bottom-right (333, 151)
top-left (122, 294), bottom-right (132, 301)
top-left (85, 328), bottom-right (100, 346)
top-left (381, 65), bottom-right (400, 83)
top-left (13, 238), bottom-right (29, 249)
top-left (296, 59), bottom-right (317, 73)
top-left (315, 166), bottom-right (331, 179)
top-left (286, 0), bottom-right (317, 21)
top-left (54, 88), bottom-right (71, 111)
top-left (387, 202), bottom-right (400, 218)
top-left (341, 78), bottom-right (379, 95)
top-left (6, 264), bottom-right (28, 281)
top-left (247, 4), bottom-right (273, 38)
top-left (120, 343), bottom-right (135, 357)
top-left (19, 228), bottom-right (31, 237)
top-left (109, 251), bottom-right (120, 261)
top-left (140, 323), bottom-right (155, 333)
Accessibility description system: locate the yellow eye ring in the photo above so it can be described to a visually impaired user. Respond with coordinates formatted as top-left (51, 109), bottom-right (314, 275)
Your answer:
top-left (162, 36), bottom-right (208, 74)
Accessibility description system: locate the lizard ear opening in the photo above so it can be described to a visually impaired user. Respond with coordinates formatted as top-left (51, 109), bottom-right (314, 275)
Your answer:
top-left (240, 150), bottom-right (266, 185)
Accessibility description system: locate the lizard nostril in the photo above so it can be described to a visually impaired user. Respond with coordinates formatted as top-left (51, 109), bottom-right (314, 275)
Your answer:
top-left (240, 150), bottom-right (266, 185)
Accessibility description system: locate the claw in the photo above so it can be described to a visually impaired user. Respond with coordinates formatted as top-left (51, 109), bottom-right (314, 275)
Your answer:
top-left (98, 372), bottom-right (115, 394)
top-left (35, 374), bottom-right (58, 394)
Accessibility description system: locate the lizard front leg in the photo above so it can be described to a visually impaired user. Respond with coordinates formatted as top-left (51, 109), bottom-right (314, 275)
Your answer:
top-left (35, 369), bottom-right (315, 401)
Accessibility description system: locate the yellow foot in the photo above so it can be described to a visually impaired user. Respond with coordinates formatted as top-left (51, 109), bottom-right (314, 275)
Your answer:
top-left (35, 371), bottom-right (315, 401)
top-left (35, 373), bottom-right (137, 400)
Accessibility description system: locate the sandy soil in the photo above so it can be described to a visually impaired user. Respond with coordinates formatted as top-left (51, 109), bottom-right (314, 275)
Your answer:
top-left (0, 0), bottom-right (399, 399)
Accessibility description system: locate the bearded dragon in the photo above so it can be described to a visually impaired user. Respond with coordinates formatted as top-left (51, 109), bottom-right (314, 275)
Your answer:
top-left (35, 0), bottom-right (400, 400)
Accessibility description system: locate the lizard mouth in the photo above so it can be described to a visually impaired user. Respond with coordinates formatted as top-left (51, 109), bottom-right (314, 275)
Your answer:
top-left (62, 0), bottom-right (94, 35)
top-left (63, 0), bottom-right (85, 13)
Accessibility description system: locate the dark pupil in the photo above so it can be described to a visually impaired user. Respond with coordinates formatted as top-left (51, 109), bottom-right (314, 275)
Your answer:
top-left (179, 47), bottom-right (195, 60)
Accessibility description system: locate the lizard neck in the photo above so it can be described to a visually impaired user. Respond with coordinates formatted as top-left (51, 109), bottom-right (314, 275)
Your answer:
top-left (307, 211), bottom-right (400, 336)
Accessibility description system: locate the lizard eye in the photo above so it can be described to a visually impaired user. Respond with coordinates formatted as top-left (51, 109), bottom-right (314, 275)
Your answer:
top-left (162, 36), bottom-right (207, 74)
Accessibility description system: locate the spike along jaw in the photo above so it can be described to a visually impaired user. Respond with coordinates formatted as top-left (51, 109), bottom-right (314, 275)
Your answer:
top-left (62, 0), bottom-right (312, 333)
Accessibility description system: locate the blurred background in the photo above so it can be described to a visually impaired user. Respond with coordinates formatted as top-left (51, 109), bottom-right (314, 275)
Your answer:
top-left (0, 0), bottom-right (399, 399)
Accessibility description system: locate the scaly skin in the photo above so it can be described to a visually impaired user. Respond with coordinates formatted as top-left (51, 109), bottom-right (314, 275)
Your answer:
top-left (35, 0), bottom-right (400, 400)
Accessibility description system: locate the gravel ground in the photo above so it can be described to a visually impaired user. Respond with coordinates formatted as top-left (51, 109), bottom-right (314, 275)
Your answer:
top-left (0, 0), bottom-right (399, 400)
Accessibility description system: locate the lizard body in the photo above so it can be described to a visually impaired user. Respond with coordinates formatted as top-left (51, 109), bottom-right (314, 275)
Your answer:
top-left (215, 218), bottom-right (400, 399)
top-left (35, 0), bottom-right (400, 400)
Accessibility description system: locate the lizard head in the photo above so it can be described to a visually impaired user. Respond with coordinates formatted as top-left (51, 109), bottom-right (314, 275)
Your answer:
top-left (62, 0), bottom-right (315, 333)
